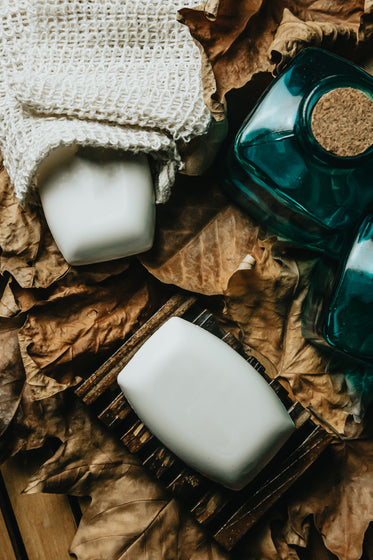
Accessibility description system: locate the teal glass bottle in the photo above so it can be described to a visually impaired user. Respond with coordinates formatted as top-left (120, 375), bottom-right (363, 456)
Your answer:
top-left (302, 215), bottom-right (373, 364)
top-left (222, 48), bottom-right (373, 255)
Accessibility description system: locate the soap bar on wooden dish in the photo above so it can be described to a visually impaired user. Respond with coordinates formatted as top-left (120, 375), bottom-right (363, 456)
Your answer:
top-left (117, 317), bottom-right (295, 491)
top-left (38, 146), bottom-right (155, 265)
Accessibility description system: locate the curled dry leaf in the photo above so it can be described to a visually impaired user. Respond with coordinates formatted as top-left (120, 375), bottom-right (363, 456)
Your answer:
top-left (0, 167), bottom-right (69, 289)
top-left (26, 399), bottom-right (228, 560)
top-left (0, 326), bottom-right (25, 439)
top-left (284, 439), bottom-right (373, 560)
top-left (276, 257), bottom-right (355, 432)
top-left (236, 437), bottom-right (373, 560)
top-left (225, 239), bottom-right (300, 369)
top-left (141, 175), bottom-right (263, 295)
top-left (0, 312), bottom-right (68, 462)
top-left (0, 387), bottom-right (67, 464)
top-left (224, 243), bottom-right (354, 434)
top-left (4, 257), bottom-right (131, 318)
top-left (360, 0), bottom-right (373, 42)
top-left (0, 278), bottom-right (20, 318)
top-left (179, 0), bottom-right (367, 107)
top-left (271, 9), bottom-right (359, 73)
top-left (17, 265), bottom-right (161, 400)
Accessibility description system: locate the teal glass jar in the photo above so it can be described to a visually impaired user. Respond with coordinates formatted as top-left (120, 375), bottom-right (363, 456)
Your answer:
top-left (222, 48), bottom-right (373, 255)
top-left (302, 214), bottom-right (373, 364)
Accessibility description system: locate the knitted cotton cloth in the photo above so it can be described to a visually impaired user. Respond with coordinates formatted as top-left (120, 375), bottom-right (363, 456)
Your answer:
top-left (0, 0), bottom-right (211, 205)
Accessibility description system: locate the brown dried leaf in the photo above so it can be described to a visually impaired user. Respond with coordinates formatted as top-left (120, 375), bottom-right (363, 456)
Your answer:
top-left (141, 175), bottom-right (263, 295)
top-left (0, 167), bottom-right (69, 288)
top-left (225, 239), bottom-right (300, 370)
top-left (236, 437), bottom-right (373, 560)
top-left (0, 326), bottom-right (25, 439)
top-left (271, 9), bottom-right (359, 73)
top-left (224, 243), bottom-right (354, 433)
top-left (17, 265), bottom-right (161, 400)
top-left (360, 0), bottom-right (373, 42)
top-left (0, 311), bottom-right (68, 462)
top-left (26, 399), bottom-right (228, 560)
top-left (0, 278), bottom-right (20, 318)
top-left (180, 0), bottom-right (366, 106)
top-left (276, 258), bottom-right (353, 432)
top-left (0, 388), bottom-right (67, 464)
top-left (285, 439), bottom-right (373, 560)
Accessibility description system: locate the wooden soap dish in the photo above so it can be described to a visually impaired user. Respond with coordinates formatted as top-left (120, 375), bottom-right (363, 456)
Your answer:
top-left (75, 292), bottom-right (333, 551)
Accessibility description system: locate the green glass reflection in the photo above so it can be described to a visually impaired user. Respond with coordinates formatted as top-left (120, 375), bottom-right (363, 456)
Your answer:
top-left (222, 48), bottom-right (373, 255)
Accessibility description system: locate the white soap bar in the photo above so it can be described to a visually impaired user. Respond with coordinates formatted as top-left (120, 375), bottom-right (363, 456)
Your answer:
top-left (38, 147), bottom-right (155, 265)
top-left (117, 317), bottom-right (295, 491)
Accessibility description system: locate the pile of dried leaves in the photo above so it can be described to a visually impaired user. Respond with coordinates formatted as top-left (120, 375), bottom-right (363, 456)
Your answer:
top-left (1, 1), bottom-right (373, 559)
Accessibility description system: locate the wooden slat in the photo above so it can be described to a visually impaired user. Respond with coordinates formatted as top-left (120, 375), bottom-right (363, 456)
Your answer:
top-left (1, 455), bottom-right (77, 560)
top-left (288, 401), bottom-right (311, 428)
top-left (143, 447), bottom-right (179, 481)
top-left (0, 506), bottom-right (17, 560)
top-left (121, 420), bottom-right (154, 454)
top-left (98, 392), bottom-right (133, 429)
top-left (192, 489), bottom-right (231, 525)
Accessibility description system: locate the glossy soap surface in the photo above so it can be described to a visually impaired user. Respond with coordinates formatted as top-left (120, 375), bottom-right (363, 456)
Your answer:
top-left (223, 48), bottom-right (373, 254)
top-left (117, 317), bottom-right (295, 491)
top-left (302, 216), bottom-right (373, 363)
top-left (38, 147), bottom-right (155, 265)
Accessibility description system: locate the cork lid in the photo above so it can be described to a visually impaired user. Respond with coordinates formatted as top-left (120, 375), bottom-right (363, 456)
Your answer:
top-left (311, 87), bottom-right (373, 157)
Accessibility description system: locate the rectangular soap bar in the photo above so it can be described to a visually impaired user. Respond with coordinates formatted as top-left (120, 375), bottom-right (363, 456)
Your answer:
top-left (117, 317), bottom-right (295, 490)
top-left (38, 148), bottom-right (155, 265)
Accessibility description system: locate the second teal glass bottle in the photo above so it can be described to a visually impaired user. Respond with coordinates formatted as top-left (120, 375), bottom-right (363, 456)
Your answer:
top-left (302, 214), bottom-right (373, 364)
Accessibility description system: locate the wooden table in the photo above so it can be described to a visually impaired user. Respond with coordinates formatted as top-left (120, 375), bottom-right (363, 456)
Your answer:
top-left (0, 455), bottom-right (79, 560)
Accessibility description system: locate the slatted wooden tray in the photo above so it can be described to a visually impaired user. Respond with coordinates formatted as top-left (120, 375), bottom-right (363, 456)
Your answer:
top-left (75, 292), bottom-right (333, 551)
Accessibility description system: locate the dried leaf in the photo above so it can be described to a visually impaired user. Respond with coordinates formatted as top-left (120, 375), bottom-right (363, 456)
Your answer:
top-left (0, 167), bottom-right (68, 288)
top-left (7, 258), bottom-right (131, 316)
top-left (180, 0), bottom-right (366, 106)
top-left (0, 311), bottom-right (68, 462)
top-left (26, 399), bottom-right (228, 560)
top-left (0, 326), bottom-right (25, 439)
top-left (276, 258), bottom-right (354, 432)
top-left (360, 0), bottom-right (373, 42)
top-left (225, 239), bottom-right (300, 369)
top-left (141, 175), bottom-right (263, 295)
top-left (286, 439), bottom-right (373, 560)
top-left (224, 243), bottom-right (354, 433)
top-left (0, 388), bottom-right (67, 464)
top-left (236, 437), bottom-right (373, 560)
top-left (0, 278), bottom-right (20, 318)
top-left (271, 9), bottom-right (359, 73)
top-left (17, 265), bottom-right (161, 400)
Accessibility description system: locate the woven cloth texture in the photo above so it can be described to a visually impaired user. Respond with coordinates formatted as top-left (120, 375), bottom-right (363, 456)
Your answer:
top-left (0, 0), bottom-right (211, 205)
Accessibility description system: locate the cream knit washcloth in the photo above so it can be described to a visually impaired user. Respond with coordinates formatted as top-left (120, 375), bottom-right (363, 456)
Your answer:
top-left (0, 0), bottom-right (211, 205)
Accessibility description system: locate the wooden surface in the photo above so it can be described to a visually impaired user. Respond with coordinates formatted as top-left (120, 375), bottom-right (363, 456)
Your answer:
top-left (0, 505), bottom-right (16, 560)
top-left (0, 454), bottom-right (78, 560)
top-left (75, 293), bottom-right (334, 551)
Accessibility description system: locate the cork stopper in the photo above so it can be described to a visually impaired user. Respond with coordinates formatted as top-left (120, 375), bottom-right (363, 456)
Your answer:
top-left (311, 87), bottom-right (373, 157)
